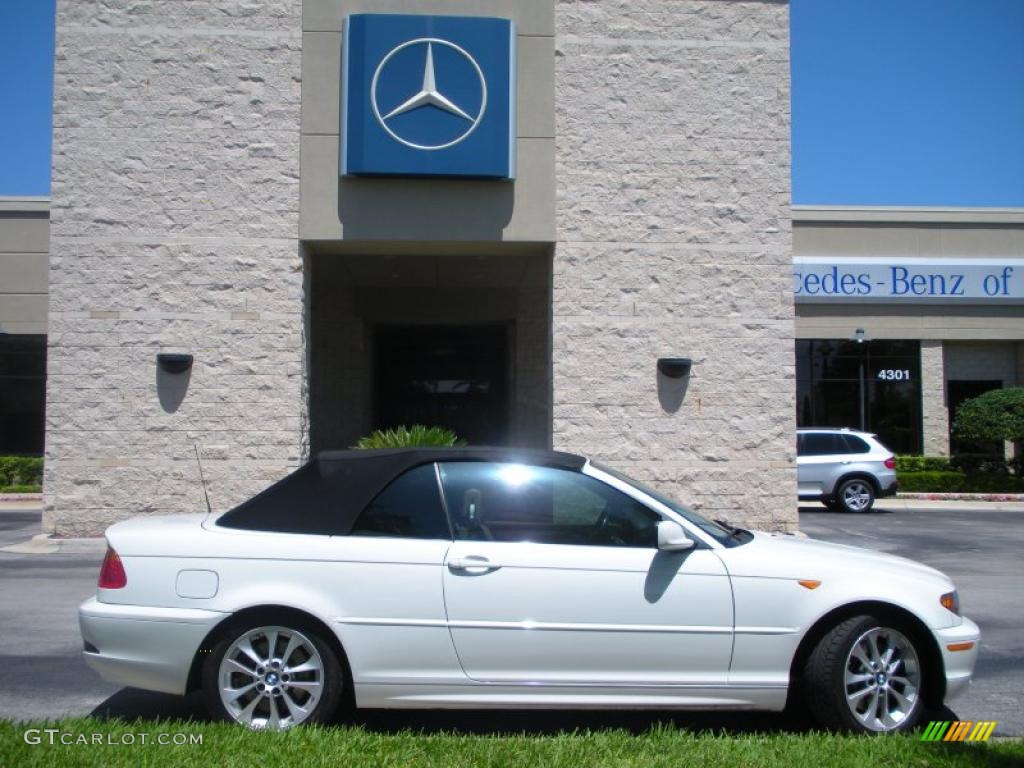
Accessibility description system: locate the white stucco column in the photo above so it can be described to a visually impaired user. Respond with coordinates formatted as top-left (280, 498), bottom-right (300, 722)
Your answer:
top-left (921, 340), bottom-right (949, 456)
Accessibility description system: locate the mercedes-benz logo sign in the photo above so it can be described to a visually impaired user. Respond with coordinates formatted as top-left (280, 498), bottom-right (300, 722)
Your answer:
top-left (371, 38), bottom-right (488, 151)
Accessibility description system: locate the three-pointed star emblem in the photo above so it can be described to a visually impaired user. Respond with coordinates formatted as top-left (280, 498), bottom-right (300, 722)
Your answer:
top-left (382, 43), bottom-right (473, 122)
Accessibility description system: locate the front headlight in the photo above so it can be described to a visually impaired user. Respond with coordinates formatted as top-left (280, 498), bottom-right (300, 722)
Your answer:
top-left (940, 590), bottom-right (961, 616)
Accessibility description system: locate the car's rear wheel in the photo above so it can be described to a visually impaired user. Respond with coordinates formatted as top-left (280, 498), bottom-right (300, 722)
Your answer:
top-left (202, 621), bottom-right (343, 729)
top-left (803, 615), bottom-right (925, 733)
top-left (837, 478), bottom-right (875, 513)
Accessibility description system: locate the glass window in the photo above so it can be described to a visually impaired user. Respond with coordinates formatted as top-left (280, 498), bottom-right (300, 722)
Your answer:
top-left (795, 339), bottom-right (922, 454)
top-left (590, 462), bottom-right (748, 547)
top-left (350, 464), bottom-right (450, 540)
top-left (802, 433), bottom-right (842, 456)
top-left (842, 434), bottom-right (871, 454)
top-left (0, 335), bottom-right (46, 456)
top-left (438, 462), bottom-right (660, 548)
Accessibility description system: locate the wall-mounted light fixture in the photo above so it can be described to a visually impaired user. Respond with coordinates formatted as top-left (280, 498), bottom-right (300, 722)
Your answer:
top-left (156, 353), bottom-right (194, 374)
top-left (657, 357), bottom-right (693, 379)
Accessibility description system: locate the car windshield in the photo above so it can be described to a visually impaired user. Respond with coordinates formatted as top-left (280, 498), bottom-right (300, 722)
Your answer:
top-left (589, 462), bottom-right (748, 547)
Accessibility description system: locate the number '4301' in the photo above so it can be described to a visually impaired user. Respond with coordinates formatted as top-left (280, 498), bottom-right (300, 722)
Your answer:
top-left (877, 369), bottom-right (911, 381)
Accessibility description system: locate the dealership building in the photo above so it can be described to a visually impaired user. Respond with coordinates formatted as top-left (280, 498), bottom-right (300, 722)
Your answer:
top-left (0, 0), bottom-right (1019, 536)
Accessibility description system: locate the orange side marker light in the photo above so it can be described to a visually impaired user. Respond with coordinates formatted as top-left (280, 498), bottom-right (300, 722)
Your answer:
top-left (946, 641), bottom-right (975, 652)
top-left (798, 579), bottom-right (821, 590)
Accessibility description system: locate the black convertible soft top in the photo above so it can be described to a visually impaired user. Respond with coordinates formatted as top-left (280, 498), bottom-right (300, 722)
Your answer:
top-left (215, 447), bottom-right (586, 536)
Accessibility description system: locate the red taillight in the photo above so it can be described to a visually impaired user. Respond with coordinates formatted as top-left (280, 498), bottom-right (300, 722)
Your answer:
top-left (98, 547), bottom-right (127, 589)
top-left (884, 456), bottom-right (896, 470)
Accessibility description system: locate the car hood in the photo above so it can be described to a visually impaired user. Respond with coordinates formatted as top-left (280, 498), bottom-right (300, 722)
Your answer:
top-left (720, 529), bottom-right (953, 587)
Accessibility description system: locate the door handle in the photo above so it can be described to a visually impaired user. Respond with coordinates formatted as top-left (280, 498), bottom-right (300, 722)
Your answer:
top-left (447, 556), bottom-right (501, 573)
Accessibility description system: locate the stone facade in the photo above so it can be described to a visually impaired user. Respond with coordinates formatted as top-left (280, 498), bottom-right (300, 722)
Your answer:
top-left (48, 0), bottom-right (796, 535)
top-left (920, 340), bottom-right (949, 455)
top-left (47, 1), bottom-right (305, 535)
top-left (552, 0), bottom-right (796, 529)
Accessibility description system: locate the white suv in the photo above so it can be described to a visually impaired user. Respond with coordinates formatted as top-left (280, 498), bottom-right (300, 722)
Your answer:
top-left (797, 428), bottom-right (899, 512)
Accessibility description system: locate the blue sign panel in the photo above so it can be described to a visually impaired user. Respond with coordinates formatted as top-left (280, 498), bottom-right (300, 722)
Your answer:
top-left (342, 14), bottom-right (516, 179)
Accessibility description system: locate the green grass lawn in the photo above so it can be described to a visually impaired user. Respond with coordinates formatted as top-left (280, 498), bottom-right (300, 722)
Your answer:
top-left (2, 719), bottom-right (1021, 768)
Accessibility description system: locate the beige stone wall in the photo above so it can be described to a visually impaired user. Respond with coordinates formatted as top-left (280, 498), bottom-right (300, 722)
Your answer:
top-left (48, 0), bottom-right (795, 534)
top-left (920, 340), bottom-right (949, 455)
top-left (552, 1), bottom-right (796, 530)
top-left (46, 1), bottom-right (305, 535)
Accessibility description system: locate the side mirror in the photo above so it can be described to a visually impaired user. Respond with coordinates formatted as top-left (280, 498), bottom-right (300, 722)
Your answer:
top-left (657, 521), bottom-right (695, 551)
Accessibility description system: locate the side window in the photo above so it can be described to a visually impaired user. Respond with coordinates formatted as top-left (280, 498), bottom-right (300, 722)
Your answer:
top-left (839, 436), bottom-right (872, 454)
top-left (438, 462), bottom-right (660, 548)
top-left (803, 433), bottom-right (840, 456)
top-left (842, 434), bottom-right (871, 454)
top-left (350, 464), bottom-right (450, 540)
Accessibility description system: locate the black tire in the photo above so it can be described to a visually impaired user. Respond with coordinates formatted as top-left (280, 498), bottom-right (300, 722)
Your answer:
top-left (802, 615), bottom-right (926, 733)
top-left (823, 498), bottom-right (842, 511)
top-left (201, 617), bottom-right (343, 729)
top-left (836, 478), bottom-right (875, 513)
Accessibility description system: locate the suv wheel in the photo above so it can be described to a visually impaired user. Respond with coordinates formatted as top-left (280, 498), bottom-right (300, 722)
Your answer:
top-left (837, 478), bottom-right (875, 513)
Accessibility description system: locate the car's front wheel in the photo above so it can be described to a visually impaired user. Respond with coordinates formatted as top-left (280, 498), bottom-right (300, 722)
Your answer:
top-left (202, 620), bottom-right (343, 729)
top-left (803, 615), bottom-right (926, 733)
top-left (836, 478), bottom-right (875, 513)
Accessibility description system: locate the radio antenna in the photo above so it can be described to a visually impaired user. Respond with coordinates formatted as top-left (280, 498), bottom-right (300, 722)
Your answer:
top-left (193, 442), bottom-right (213, 518)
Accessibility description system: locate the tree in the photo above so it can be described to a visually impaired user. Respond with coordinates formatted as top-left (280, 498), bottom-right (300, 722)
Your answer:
top-left (952, 387), bottom-right (1024, 444)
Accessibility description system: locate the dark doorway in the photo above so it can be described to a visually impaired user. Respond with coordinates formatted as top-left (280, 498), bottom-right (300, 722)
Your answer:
top-left (948, 380), bottom-right (1002, 457)
top-left (373, 325), bottom-right (510, 446)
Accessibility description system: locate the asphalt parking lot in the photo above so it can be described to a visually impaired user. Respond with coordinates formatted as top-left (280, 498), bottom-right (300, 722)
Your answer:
top-left (0, 501), bottom-right (1020, 735)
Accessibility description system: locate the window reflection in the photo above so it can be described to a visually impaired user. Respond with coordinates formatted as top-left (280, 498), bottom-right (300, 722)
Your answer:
top-left (796, 339), bottom-right (922, 454)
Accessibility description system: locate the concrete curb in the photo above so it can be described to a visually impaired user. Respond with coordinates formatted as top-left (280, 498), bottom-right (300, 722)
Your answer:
top-left (898, 492), bottom-right (1024, 502)
top-left (0, 534), bottom-right (105, 555)
top-left (0, 493), bottom-right (43, 502)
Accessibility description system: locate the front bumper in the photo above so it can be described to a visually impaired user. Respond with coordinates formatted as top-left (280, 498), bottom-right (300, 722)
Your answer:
top-left (935, 617), bottom-right (980, 703)
top-left (79, 597), bottom-right (226, 695)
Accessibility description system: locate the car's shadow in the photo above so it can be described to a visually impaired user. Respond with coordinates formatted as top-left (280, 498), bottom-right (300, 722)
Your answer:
top-left (798, 505), bottom-right (896, 516)
top-left (90, 688), bottom-right (958, 736)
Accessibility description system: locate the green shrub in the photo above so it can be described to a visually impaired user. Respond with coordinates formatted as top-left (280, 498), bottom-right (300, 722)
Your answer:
top-left (952, 386), bottom-right (1024, 443)
top-left (898, 470), bottom-right (1024, 493)
top-left (0, 456), bottom-right (43, 488)
top-left (0, 483), bottom-right (41, 494)
top-left (894, 455), bottom-right (951, 473)
top-left (949, 452), bottom-right (1015, 475)
top-left (353, 425), bottom-right (465, 450)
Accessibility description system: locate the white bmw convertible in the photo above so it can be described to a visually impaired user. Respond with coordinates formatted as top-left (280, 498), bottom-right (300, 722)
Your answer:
top-left (80, 448), bottom-right (978, 732)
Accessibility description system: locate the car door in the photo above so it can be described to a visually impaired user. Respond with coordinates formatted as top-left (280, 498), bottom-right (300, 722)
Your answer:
top-left (327, 463), bottom-right (463, 687)
top-left (797, 433), bottom-right (842, 495)
top-left (438, 461), bottom-right (734, 685)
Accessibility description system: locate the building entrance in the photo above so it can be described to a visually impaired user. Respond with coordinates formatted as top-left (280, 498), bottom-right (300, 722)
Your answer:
top-left (373, 325), bottom-right (510, 445)
top-left (307, 250), bottom-right (551, 453)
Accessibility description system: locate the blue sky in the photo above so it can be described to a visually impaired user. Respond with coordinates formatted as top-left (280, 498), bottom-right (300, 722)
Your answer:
top-left (1, 0), bottom-right (1023, 206)
top-left (0, 0), bottom-right (55, 197)
top-left (791, 0), bottom-right (1024, 206)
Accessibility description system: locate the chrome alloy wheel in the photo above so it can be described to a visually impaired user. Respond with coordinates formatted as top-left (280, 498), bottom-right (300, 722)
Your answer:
top-left (841, 481), bottom-right (873, 512)
top-left (218, 625), bottom-right (324, 729)
top-left (844, 627), bottom-right (921, 731)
